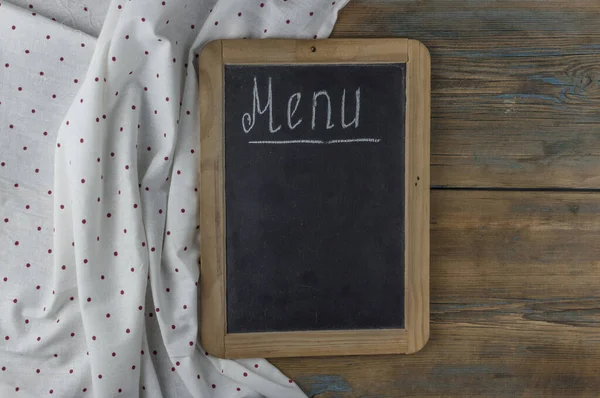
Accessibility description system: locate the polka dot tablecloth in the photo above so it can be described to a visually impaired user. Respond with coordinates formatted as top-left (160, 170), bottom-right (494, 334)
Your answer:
top-left (0, 0), bottom-right (348, 396)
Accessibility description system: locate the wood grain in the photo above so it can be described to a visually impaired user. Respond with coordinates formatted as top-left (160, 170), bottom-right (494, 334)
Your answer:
top-left (198, 40), bottom-right (226, 357)
top-left (331, 0), bottom-right (600, 189)
top-left (404, 40), bottom-right (430, 353)
top-left (224, 329), bottom-right (408, 358)
top-left (222, 38), bottom-right (408, 64)
top-left (274, 190), bottom-right (600, 397)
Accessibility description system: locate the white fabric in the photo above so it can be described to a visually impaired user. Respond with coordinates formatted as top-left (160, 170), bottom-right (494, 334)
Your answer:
top-left (0, 0), bottom-right (348, 396)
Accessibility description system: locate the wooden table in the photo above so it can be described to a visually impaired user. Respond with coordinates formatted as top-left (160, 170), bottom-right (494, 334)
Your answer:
top-left (272, 1), bottom-right (600, 396)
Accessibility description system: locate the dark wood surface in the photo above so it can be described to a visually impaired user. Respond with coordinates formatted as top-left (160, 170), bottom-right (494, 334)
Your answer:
top-left (331, 0), bottom-right (600, 189)
top-left (271, 1), bottom-right (600, 396)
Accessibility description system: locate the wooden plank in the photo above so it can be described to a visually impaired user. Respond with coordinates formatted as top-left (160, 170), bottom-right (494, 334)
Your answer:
top-left (222, 38), bottom-right (408, 64)
top-left (331, 0), bottom-right (600, 188)
top-left (273, 190), bottom-right (600, 397)
top-left (198, 40), bottom-right (226, 357)
top-left (224, 329), bottom-right (408, 358)
top-left (404, 40), bottom-right (431, 353)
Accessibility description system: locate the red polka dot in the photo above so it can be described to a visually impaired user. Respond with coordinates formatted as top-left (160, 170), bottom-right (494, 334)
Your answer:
top-left (254, 364), bottom-right (259, 368)
top-left (243, 372), bottom-right (248, 377)
top-left (114, 251), bottom-right (118, 256)
top-left (120, 290), bottom-right (125, 295)
top-left (237, 388), bottom-right (241, 391)
top-left (212, 384), bottom-right (216, 389)
top-left (260, 2), bottom-right (264, 7)
top-left (171, 324), bottom-right (176, 330)
top-left (70, 332), bottom-right (75, 337)
top-left (214, 21), bottom-right (219, 25)
top-left (238, 12), bottom-right (242, 16)
top-left (112, 57), bottom-right (116, 62)
top-left (289, 379), bottom-right (293, 383)
top-left (82, 219), bottom-right (86, 224)
top-left (286, 19), bottom-right (290, 24)
top-left (98, 374), bottom-right (102, 379)
top-left (141, 17), bottom-right (146, 22)
top-left (92, 335), bottom-right (96, 340)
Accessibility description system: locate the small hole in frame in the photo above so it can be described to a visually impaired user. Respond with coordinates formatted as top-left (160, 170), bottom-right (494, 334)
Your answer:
top-left (311, 46), bottom-right (316, 53)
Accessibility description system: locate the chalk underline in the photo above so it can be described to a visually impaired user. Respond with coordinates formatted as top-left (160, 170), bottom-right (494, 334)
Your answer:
top-left (248, 138), bottom-right (381, 145)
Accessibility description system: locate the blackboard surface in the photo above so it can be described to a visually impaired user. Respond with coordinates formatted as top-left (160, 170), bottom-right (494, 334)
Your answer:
top-left (224, 64), bottom-right (406, 333)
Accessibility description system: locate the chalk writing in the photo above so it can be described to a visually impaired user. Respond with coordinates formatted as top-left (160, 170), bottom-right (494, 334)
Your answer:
top-left (242, 77), bottom-right (281, 134)
top-left (242, 77), bottom-right (363, 140)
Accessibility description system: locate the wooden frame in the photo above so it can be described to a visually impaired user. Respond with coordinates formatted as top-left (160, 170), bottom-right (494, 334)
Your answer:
top-left (199, 39), bottom-right (430, 358)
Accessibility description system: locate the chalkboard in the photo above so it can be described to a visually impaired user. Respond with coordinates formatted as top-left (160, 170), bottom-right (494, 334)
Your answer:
top-left (224, 64), bottom-right (406, 333)
top-left (199, 39), bottom-right (430, 358)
